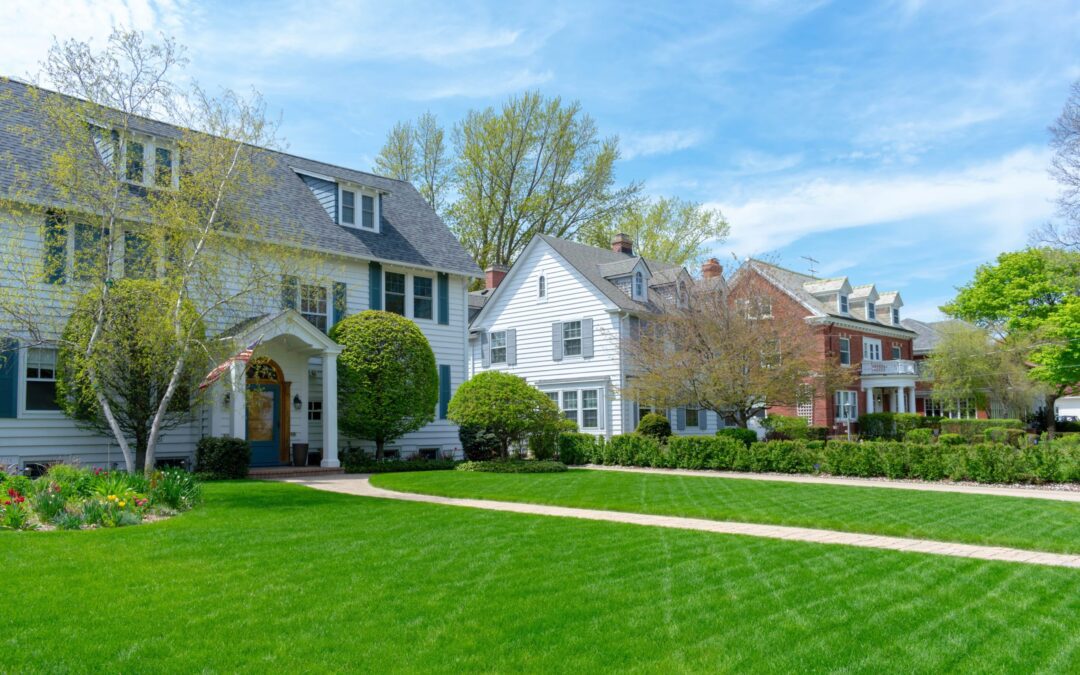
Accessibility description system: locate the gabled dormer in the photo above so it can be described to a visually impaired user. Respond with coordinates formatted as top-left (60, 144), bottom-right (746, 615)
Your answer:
top-left (849, 284), bottom-right (880, 321)
top-left (875, 291), bottom-right (903, 326)
top-left (90, 124), bottom-right (178, 189)
top-left (803, 277), bottom-right (852, 315)
top-left (294, 168), bottom-right (385, 233)
top-left (599, 256), bottom-right (651, 303)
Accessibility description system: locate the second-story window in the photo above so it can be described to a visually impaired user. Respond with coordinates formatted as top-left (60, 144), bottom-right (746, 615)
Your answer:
top-left (634, 271), bottom-right (644, 298)
top-left (891, 344), bottom-right (902, 360)
top-left (362, 195), bottom-right (375, 230)
top-left (385, 272), bottom-right (406, 315)
top-left (413, 276), bottom-right (433, 320)
top-left (863, 338), bottom-right (882, 361)
top-left (341, 190), bottom-right (355, 225)
top-left (154, 147), bottom-right (173, 187)
top-left (490, 331), bottom-right (507, 364)
top-left (838, 337), bottom-right (851, 366)
top-left (301, 284), bottom-right (328, 332)
top-left (563, 321), bottom-right (582, 357)
top-left (892, 308), bottom-right (900, 325)
top-left (867, 303), bottom-right (877, 321)
top-left (839, 295), bottom-right (849, 313)
top-left (126, 140), bottom-right (144, 182)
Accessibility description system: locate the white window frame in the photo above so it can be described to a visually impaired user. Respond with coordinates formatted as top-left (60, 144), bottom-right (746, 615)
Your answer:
top-left (891, 344), bottom-right (902, 360)
top-left (340, 188), bottom-right (356, 225)
top-left (867, 303), bottom-right (877, 321)
top-left (562, 320), bottom-right (582, 357)
top-left (581, 389), bottom-right (599, 429)
top-left (489, 330), bottom-right (507, 364)
top-left (537, 274), bottom-right (547, 302)
top-left (412, 275), bottom-right (434, 321)
top-left (561, 390), bottom-right (578, 424)
top-left (839, 295), bottom-right (849, 314)
top-left (834, 390), bottom-right (858, 421)
top-left (547, 387), bottom-right (602, 430)
top-left (110, 131), bottom-right (178, 190)
top-left (634, 271), bottom-right (644, 299)
top-left (838, 337), bottom-right (851, 366)
top-left (892, 307), bottom-right (900, 325)
top-left (863, 338), bottom-right (882, 362)
top-left (22, 346), bottom-right (63, 416)
top-left (384, 271), bottom-right (407, 316)
top-left (300, 283), bottom-right (328, 332)
top-left (338, 184), bottom-right (380, 232)
top-left (926, 398), bottom-right (976, 419)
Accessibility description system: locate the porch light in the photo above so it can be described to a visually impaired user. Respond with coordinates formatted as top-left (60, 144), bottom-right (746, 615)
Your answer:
top-left (293, 393), bottom-right (303, 411)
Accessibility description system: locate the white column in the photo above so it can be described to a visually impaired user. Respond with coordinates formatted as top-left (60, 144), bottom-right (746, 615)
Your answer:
top-left (321, 351), bottom-right (340, 468)
top-left (865, 387), bottom-right (874, 414)
top-left (896, 387), bottom-right (906, 413)
top-left (908, 387), bottom-right (917, 414)
top-left (229, 360), bottom-right (246, 439)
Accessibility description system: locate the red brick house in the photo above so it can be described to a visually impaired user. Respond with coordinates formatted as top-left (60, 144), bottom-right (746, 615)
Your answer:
top-left (900, 318), bottom-right (992, 419)
top-left (730, 260), bottom-right (919, 433)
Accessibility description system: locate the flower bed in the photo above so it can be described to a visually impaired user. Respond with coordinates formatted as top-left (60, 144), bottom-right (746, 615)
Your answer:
top-left (0, 465), bottom-right (201, 531)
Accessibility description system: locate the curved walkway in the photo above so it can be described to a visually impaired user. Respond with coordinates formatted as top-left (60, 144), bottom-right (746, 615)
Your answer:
top-left (584, 465), bottom-right (1080, 502)
top-left (276, 474), bottom-right (1080, 570)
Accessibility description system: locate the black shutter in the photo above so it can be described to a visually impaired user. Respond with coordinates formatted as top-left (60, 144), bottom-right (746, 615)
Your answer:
top-left (281, 275), bottom-right (298, 309)
top-left (0, 338), bottom-right (18, 418)
top-left (333, 282), bottom-right (347, 326)
top-left (369, 261), bottom-right (382, 310)
top-left (437, 272), bottom-right (450, 325)
top-left (439, 364), bottom-right (451, 419)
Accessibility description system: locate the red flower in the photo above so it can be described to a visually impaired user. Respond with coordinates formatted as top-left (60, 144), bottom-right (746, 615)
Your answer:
top-left (2, 500), bottom-right (9, 506)
top-left (6, 488), bottom-right (16, 498)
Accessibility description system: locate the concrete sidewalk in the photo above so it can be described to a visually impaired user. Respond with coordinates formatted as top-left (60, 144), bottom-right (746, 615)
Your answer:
top-left (583, 465), bottom-right (1080, 502)
top-left (277, 474), bottom-right (1080, 570)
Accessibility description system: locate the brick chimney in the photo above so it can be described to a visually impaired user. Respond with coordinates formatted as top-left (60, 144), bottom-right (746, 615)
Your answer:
top-left (611, 233), bottom-right (633, 255)
top-left (701, 258), bottom-right (723, 280)
top-left (485, 265), bottom-right (509, 290)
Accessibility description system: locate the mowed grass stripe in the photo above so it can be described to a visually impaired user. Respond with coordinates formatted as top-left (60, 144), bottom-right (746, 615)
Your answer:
top-left (372, 469), bottom-right (1080, 554)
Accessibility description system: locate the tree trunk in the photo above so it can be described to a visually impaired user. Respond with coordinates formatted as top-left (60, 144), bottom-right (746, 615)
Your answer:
top-left (1046, 393), bottom-right (1058, 438)
top-left (375, 439), bottom-right (385, 461)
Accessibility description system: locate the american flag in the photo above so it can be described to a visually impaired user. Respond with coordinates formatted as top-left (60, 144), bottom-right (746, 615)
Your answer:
top-left (198, 337), bottom-right (262, 390)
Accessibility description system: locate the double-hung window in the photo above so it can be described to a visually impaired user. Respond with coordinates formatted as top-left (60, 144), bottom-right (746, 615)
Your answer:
top-left (25, 348), bottom-right (60, 411)
top-left (413, 276), bottom-right (433, 320)
top-left (581, 390), bottom-right (599, 429)
top-left (126, 140), bottom-right (145, 183)
top-left (385, 272), bottom-right (406, 315)
top-left (341, 189), bottom-right (356, 225)
top-left (562, 321), bottom-right (582, 357)
top-left (892, 308), bottom-right (900, 325)
top-left (685, 406), bottom-right (700, 428)
top-left (489, 331), bottom-right (507, 364)
top-left (154, 147), bottom-right (173, 187)
top-left (634, 271), bottom-right (644, 298)
top-left (891, 344), bottom-right (902, 360)
top-left (561, 391), bottom-right (578, 423)
top-left (538, 275), bottom-right (546, 300)
top-left (838, 337), bottom-right (851, 366)
top-left (301, 284), bottom-right (328, 332)
top-left (839, 295), bottom-right (849, 313)
top-left (867, 303), bottom-right (877, 321)
top-left (362, 195), bottom-right (375, 230)
top-left (834, 391), bottom-right (858, 421)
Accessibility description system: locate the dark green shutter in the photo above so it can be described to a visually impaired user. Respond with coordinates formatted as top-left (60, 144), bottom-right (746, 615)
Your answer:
top-left (437, 272), bottom-right (449, 325)
top-left (333, 282), bottom-right (347, 326)
top-left (43, 211), bottom-right (66, 284)
top-left (369, 261), bottom-right (382, 310)
top-left (439, 364), bottom-right (451, 419)
top-left (0, 338), bottom-right (18, 418)
top-left (281, 275), bottom-right (299, 309)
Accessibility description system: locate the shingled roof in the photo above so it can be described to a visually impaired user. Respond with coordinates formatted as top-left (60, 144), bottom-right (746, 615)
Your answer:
top-left (0, 78), bottom-right (481, 278)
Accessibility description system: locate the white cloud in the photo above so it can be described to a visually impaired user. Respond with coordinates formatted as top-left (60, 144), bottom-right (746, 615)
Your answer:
top-left (710, 147), bottom-right (1058, 258)
top-left (620, 129), bottom-right (706, 160)
top-left (410, 68), bottom-right (555, 100)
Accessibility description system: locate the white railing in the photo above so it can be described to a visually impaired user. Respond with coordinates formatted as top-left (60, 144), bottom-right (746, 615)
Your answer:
top-left (861, 359), bottom-right (918, 376)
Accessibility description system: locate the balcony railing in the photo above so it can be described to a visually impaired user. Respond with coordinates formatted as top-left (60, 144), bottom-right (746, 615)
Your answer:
top-left (861, 359), bottom-right (919, 377)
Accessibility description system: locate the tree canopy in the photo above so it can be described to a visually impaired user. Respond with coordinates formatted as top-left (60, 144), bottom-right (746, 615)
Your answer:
top-left (331, 310), bottom-right (439, 460)
top-left (372, 112), bottom-right (451, 215)
top-left (447, 371), bottom-right (561, 457)
top-left (579, 197), bottom-right (729, 267)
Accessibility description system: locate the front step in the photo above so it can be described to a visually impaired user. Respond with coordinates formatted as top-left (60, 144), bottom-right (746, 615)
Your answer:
top-left (248, 465), bottom-right (345, 479)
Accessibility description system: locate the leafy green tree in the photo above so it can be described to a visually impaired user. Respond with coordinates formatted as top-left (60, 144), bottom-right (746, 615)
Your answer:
top-left (944, 248), bottom-right (1080, 430)
top-left (373, 112), bottom-right (451, 214)
top-left (331, 311), bottom-right (439, 460)
top-left (57, 279), bottom-right (205, 470)
top-left (449, 92), bottom-right (640, 270)
top-left (580, 197), bottom-right (729, 267)
top-left (447, 371), bottom-right (561, 458)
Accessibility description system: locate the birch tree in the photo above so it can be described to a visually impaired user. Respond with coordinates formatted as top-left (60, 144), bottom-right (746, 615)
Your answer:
top-left (0, 30), bottom-right (310, 473)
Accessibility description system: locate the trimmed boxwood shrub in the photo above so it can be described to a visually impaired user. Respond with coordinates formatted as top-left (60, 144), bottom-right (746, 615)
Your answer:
top-left (636, 413), bottom-right (672, 441)
top-left (557, 433), bottom-right (601, 465)
top-left (858, 412), bottom-right (925, 440)
top-left (605, 434), bottom-right (665, 467)
top-left (761, 414), bottom-right (809, 440)
top-left (984, 427), bottom-right (1026, 448)
top-left (195, 437), bottom-right (251, 479)
top-left (938, 433), bottom-right (966, 446)
top-left (456, 460), bottom-right (567, 473)
top-left (904, 428), bottom-right (934, 444)
top-left (344, 459), bottom-right (459, 474)
top-left (746, 440), bottom-right (818, 473)
top-left (940, 418), bottom-right (1023, 440)
top-left (716, 427), bottom-right (758, 448)
top-left (667, 436), bottom-right (744, 470)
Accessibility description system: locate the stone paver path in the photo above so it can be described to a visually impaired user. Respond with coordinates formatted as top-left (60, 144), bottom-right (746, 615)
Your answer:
top-left (277, 474), bottom-right (1080, 570)
top-left (585, 464), bottom-right (1080, 502)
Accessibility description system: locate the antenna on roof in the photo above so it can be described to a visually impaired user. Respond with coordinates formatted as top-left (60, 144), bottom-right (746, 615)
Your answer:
top-left (801, 255), bottom-right (819, 277)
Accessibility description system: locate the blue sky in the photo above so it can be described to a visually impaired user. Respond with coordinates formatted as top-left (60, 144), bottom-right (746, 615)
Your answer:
top-left (4, 0), bottom-right (1079, 319)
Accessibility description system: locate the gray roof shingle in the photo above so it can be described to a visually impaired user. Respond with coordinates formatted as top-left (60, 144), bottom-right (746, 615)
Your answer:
top-left (0, 78), bottom-right (481, 278)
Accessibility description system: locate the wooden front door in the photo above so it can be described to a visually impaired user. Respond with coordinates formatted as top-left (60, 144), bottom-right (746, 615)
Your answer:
top-left (246, 358), bottom-right (290, 466)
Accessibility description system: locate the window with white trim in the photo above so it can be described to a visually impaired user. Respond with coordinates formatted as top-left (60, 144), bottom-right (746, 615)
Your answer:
top-left (300, 284), bottom-right (328, 332)
top-left (385, 272), bottom-right (406, 315)
top-left (549, 388), bottom-right (601, 429)
top-left (362, 195), bottom-right (375, 230)
top-left (561, 390), bottom-right (578, 423)
top-left (341, 189), bottom-right (355, 225)
top-left (489, 331), bottom-right (507, 364)
top-left (867, 303), bottom-right (877, 321)
top-left (538, 275), bottom-right (546, 300)
top-left (834, 390), bottom-right (858, 421)
top-left (863, 338), bottom-right (882, 361)
top-left (25, 348), bottom-right (61, 411)
top-left (839, 295), bottom-right (849, 313)
top-left (892, 308), bottom-right (900, 325)
top-left (413, 276), bottom-right (433, 320)
top-left (891, 344), bottom-right (902, 360)
top-left (838, 337), bottom-right (851, 366)
top-left (581, 390), bottom-right (599, 428)
top-left (563, 321), bottom-right (582, 357)
top-left (926, 398), bottom-right (976, 419)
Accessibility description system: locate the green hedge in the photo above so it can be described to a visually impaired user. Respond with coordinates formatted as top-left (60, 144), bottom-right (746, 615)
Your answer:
top-left (456, 460), bottom-right (567, 474)
top-left (716, 427), bottom-right (758, 448)
top-left (345, 459), bottom-right (460, 474)
top-left (557, 433), bottom-right (603, 465)
top-left (585, 434), bottom-right (1080, 485)
top-left (857, 413), bottom-right (925, 440)
top-left (940, 418), bottom-right (1024, 440)
top-left (195, 437), bottom-right (251, 480)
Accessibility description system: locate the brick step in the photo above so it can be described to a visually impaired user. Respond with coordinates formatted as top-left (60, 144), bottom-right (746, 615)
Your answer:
top-left (249, 466), bottom-right (344, 479)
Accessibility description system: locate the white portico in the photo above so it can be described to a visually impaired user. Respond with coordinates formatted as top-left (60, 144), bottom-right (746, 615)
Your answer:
top-left (861, 359), bottom-right (919, 414)
top-left (211, 309), bottom-right (343, 468)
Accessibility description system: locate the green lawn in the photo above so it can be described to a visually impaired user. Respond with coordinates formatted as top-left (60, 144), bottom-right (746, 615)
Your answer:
top-left (372, 468), bottom-right (1080, 554)
top-left (3, 481), bottom-right (1080, 672)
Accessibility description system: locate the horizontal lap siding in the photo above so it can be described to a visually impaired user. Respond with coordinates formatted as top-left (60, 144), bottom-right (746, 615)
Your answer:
top-left (471, 243), bottom-right (626, 436)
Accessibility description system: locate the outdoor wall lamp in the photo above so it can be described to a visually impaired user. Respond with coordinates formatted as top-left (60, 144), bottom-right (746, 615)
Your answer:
top-left (293, 394), bottom-right (303, 411)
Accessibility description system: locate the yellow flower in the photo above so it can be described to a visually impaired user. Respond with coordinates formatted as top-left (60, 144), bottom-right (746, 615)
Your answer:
top-left (107, 494), bottom-right (117, 501)
top-left (118, 501), bottom-right (126, 508)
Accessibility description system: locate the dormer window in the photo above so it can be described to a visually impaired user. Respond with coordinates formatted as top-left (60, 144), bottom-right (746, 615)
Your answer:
top-left (839, 295), bottom-right (849, 313)
top-left (341, 190), bottom-right (355, 225)
top-left (892, 308), bottom-right (900, 325)
top-left (867, 303), bottom-right (876, 321)
top-left (362, 195), bottom-right (375, 230)
top-left (634, 271), bottom-right (644, 299)
top-left (92, 126), bottom-right (178, 190)
top-left (126, 140), bottom-right (144, 182)
top-left (154, 147), bottom-right (173, 187)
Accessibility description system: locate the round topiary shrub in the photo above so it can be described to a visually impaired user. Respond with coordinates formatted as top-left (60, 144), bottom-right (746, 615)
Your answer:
top-left (195, 437), bottom-right (251, 479)
top-left (636, 413), bottom-right (672, 441)
top-left (448, 371), bottom-right (561, 458)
